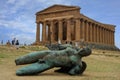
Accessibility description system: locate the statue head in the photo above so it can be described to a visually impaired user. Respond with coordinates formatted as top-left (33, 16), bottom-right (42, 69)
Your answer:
top-left (78, 47), bottom-right (92, 57)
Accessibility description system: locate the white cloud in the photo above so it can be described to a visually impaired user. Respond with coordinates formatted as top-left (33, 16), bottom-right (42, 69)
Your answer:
top-left (7, 0), bottom-right (16, 4)
top-left (6, 0), bottom-right (30, 14)
top-left (36, 0), bottom-right (71, 7)
top-left (0, 19), bottom-right (35, 34)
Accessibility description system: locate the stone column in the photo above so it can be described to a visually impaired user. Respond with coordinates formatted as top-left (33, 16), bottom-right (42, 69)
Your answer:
top-left (105, 29), bottom-right (107, 45)
top-left (106, 29), bottom-right (108, 45)
top-left (48, 25), bottom-right (50, 41)
top-left (111, 31), bottom-right (113, 45)
top-left (36, 22), bottom-right (40, 43)
top-left (112, 31), bottom-right (115, 45)
top-left (42, 22), bottom-right (46, 42)
top-left (94, 24), bottom-right (97, 43)
top-left (103, 28), bottom-right (105, 44)
top-left (90, 23), bottom-right (93, 42)
top-left (96, 25), bottom-right (99, 43)
top-left (81, 19), bottom-right (85, 41)
top-left (107, 30), bottom-right (109, 45)
top-left (66, 19), bottom-right (71, 41)
top-left (102, 27), bottom-right (104, 44)
top-left (108, 30), bottom-right (110, 45)
top-left (110, 30), bottom-right (112, 45)
top-left (108, 30), bottom-right (110, 44)
top-left (110, 30), bottom-right (113, 45)
top-left (109, 30), bottom-right (111, 45)
top-left (98, 26), bottom-right (100, 43)
top-left (86, 21), bottom-right (89, 42)
top-left (75, 18), bottom-right (80, 41)
top-left (50, 20), bottom-right (54, 42)
top-left (93, 24), bottom-right (95, 42)
top-left (58, 19), bottom-right (63, 42)
top-left (106, 29), bottom-right (109, 44)
top-left (99, 27), bottom-right (102, 44)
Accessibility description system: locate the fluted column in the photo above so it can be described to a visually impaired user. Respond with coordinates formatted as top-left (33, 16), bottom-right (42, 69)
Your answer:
top-left (58, 19), bottom-right (63, 42)
top-left (50, 20), bottom-right (54, 42)
top-left (48, 25), bottom-right (50, 41)
top-left (109, 30), bottom-right (110, 45)
top-left (107, 29), bottom-right (109, 45)
top-left (105, 29), bottom-right (107, 45)
top-left (102, 27), bottom-right (104, 44)
top-left (90, 23), bottom-right (93, 42)
top-left (94, 24), bottom-right (97, 43)
top-left (96, 25), bottom-right (99, 43)
top-left (98, 26), bottom-right (100, 43)
top-left (75, 18), bottom-right (80, 41)
top-left (81, 19), bottom-right (85, 41)
top-left (36, 22), bottom-right (40, 43)
top-left (108, 30), bottom-right (110, 44)
top-left (42, 22), bottom-right (46, 42)
top-left (111, 31), bottom-right (113, 45)
top-left (110, 31), bottom-right (112, 45)
top-left (103, 28), bottom-right (105, 44)
top-left (86, 21), bottom-right (89, 42)
top-left (108, 30), bottom-right (110, 45)
top-left (112, 31), bottom-right (115, 45)
top-left (66, 19), bottom-right (71, 41)
top-left (110, 30), bottom-right (112, 45)
top-left (107, 30), bottom-right (109, 45)
top-left (99, 26), bottom-right (102, 44)
top-left (92, 24), bottom-right (96, 42)
top-left (106, 29), bottom-right (108, 45)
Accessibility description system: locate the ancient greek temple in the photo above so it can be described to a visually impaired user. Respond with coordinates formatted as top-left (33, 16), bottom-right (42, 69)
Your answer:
top-left (34, 4), bottom-right (115, 47)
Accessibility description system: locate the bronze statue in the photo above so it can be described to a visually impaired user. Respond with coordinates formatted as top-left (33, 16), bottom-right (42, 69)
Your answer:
top-left (15, 44), bottom-right (91, 76)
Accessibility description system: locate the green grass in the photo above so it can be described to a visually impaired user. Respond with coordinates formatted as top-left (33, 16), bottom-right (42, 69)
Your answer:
top-left (0, 54), bottom-right (7, 58)
top-left (0, 45), bottom-right (120, 80)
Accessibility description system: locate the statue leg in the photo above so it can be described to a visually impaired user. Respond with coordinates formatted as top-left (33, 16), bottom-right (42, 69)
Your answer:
top-left (54, 67), bottom-right (72, 73)
top-left (16, 62), bottom-right (53, 76)
top-left (79, 61), bottom-right (87, 74)
top-left (68, 65), bottom-right (80, 75)
top-left (68, 61), bottom-right (87, 75)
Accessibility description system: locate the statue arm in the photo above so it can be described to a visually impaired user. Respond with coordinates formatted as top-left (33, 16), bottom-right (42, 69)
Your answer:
top-left (15, 50), bottom-right (51, 65)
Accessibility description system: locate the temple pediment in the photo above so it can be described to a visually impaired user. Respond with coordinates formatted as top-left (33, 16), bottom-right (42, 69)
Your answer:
top-left (36, 4), bottom-right (80, 15)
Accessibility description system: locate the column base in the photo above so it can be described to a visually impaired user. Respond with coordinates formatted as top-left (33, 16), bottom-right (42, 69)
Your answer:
top-left (32, 41), bottom-right (41, 45)
top-left (83, 42), bottom-right (119, 51)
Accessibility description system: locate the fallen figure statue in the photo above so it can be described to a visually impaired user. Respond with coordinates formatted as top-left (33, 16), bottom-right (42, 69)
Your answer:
top-left (15, 44), bottom-right (91, 76)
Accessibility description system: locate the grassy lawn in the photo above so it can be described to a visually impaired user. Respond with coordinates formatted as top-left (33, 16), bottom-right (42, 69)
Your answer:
top-left (0, 45), bottom-right (120, 80)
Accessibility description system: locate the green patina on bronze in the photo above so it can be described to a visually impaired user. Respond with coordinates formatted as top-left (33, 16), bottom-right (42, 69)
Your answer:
top-left (15, 44), bottom-right (91, 76)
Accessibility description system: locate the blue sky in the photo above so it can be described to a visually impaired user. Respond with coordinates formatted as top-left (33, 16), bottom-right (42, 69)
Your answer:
top-left (0, 0), bottom-right (120, 48)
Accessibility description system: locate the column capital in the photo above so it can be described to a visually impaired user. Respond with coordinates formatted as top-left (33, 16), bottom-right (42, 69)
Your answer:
top-left (36, 21), bottom-right (40, 24)
top-left (58, 19), bottom-right (63, 22)
top-left (66, 18), bottom-right (71, 21)
top-left (42, 20), bottom-right (47, 23)
top-left (80, 18), bottom-right (85, 21)
top-left (75, 17), bottom-right (80, 20)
